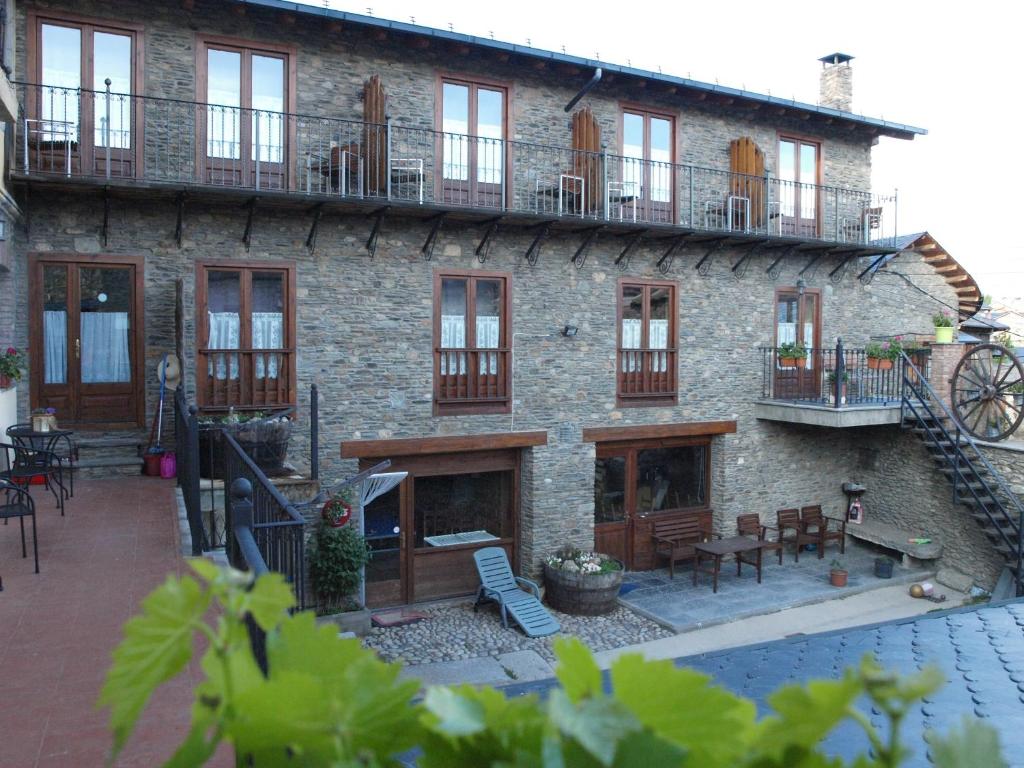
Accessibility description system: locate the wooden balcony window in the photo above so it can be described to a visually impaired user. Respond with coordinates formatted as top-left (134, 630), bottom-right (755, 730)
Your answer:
top-left (434, 270), bottom-right (511, 415)
top-left (617, 279), bottom-right (677, 405)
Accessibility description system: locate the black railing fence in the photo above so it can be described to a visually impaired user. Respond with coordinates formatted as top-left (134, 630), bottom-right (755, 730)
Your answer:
top-left (174, 385), bottom-right (206, 555)
top-left (760, 340), bottom-right (931, 407)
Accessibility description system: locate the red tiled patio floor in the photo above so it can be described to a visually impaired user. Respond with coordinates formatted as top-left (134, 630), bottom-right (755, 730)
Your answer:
top-left (0, 477), bottom-right (230, 767)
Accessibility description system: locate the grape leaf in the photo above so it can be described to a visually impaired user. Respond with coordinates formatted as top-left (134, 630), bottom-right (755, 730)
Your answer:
top-left (548, 689), bottom-right (639, 767)
top-left (612, 730), bottom-right (687, 768)
top-left (99, 574), bottom-right (211, 757)
top-left (554, 637), bottom-right (604, 703)
top-left (754, 672), bottom-right (864, 759)
top-left (243, 572), bottom-right (296, 631)
top-left (609, 654), bottom-right (755, 767)
top-left (929, 718), bottom-right (1007, 768)
top-left (424, 686), bottom-right (488, 736)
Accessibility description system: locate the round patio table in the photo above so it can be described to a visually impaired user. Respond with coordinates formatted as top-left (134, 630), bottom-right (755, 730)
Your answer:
top-left (5, 425), bottom-right (75, 507)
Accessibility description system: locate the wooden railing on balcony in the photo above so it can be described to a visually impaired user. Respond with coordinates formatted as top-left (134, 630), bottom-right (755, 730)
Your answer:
top-left (434, 348), bottom-right (510, 407)
top-left (198, 348), bottom-right (296, 409)
top-left (618, 348), bottom-right (678, 400)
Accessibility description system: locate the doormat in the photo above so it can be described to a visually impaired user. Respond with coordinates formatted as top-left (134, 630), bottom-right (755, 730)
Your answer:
top-left (618, 583), bottom-right (640, 596)
top-left (372, 610), bottom-right (430, 628)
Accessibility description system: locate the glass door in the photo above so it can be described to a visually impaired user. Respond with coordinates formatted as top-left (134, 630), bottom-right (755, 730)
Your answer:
top-left (594, 450), bottom-right (629, 565)
top-left (622, 111), bottom-right (674, 223)
top-left (363, 482), bottom-right (406, 607)
top-left (774, 288), bottom-right (821, 400)
top-left (441, 81), bottom-right (505, 207)
top-left (778, 138), bottom-right (819, 237)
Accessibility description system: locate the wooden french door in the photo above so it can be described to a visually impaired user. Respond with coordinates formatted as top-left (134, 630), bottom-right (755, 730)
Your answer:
top-left (773, 288), bottom-right (822, 400)
top-left (621, 109), bottom-right (674, 224)
top-left (29, 255), bottom-right (145, 426)
top-left (594, 438), bottom-right (711, 570)
top-left (439, 80), bottom-right (506, 208)
top-left (361, 449), bottom-right (519, 607)
top-left (778, 137), bottom-right (820, 237)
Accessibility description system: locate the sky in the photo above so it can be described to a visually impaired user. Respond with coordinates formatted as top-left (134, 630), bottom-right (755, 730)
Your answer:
top-left (304, 0), bottom-right (1022, 302)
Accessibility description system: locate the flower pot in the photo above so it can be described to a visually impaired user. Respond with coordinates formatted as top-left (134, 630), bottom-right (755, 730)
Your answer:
top-left (867, 357), bottom-right (893, 371)
top-left (780, 356), bottom-right (800, 367)
top-left (31, 414), bottom-right (57, 432)
top-left (874, 557), bottom-right (894, 579)
top-left (830, 569), bottom-right (848, 587)
top-left (198, 415), bottom-right (293, 479)
top-left (934, 326), bottom-right (954, 344)
top-left (543, 560), bottom-right (624, 615)
top-left (0, 374), bottom-right (11, 389)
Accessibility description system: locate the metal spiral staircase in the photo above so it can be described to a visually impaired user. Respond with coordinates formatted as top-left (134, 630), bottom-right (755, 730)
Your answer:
top-left (900, 353), bottom-right (1024, 596)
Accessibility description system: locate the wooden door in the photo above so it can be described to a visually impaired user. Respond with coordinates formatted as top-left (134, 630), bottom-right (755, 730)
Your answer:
top-left (363, 478), bottom-right (408, 607)
top-left (439, 81), bottom-right (506, 208)
top-left (595, 448), bottom-right (630, 566)
top-left (773, 288), bottom-right (822, 400)
top-left (778, 138), bottom-right (820, 237)
top-left (29, 255), bottom-right (145, 427)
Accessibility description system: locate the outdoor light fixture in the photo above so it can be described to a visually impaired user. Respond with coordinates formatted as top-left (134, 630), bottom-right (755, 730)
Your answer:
top-left (562, 324), bottom-right (579, 337)
top-left (797, 277), bottom-right (807, 295)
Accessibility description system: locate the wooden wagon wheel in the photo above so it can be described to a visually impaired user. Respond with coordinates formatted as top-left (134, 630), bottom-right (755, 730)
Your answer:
top-left (951, 343), bottom-right (1024, 441)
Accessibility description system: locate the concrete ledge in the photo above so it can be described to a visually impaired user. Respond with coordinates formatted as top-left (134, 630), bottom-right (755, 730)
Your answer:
top-left (754, 400), bottom-right (902, 428)
top-left (846, 519), bottom-right (943, 561)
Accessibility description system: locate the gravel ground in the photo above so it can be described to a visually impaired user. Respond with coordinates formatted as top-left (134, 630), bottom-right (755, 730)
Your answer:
top-left (362, 601), bottom-right (673, 665)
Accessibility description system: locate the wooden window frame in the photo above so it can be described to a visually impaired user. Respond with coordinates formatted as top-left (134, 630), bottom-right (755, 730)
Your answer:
top-left (772, 286), bottom-right (823, 400)
top-left (618, 103), bottom-right (678, 223)
top-left (776, 132), bottom-right (824, 236)
top-left (616, 277), bottom-right (678, 406)
top-left (433, 268), bottom-right (512, 416)
top-left (434, 73), bottom-right (513, 209)
top-left (25, 10), bottom-right (146, 178)
top-left (195, 34), bottom-right (298, 191)
top-left (195, 259), bottom-right (297, 411)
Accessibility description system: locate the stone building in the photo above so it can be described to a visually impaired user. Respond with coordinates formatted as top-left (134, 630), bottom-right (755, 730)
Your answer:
top-left (0, 0), bottom-right (1008, 606)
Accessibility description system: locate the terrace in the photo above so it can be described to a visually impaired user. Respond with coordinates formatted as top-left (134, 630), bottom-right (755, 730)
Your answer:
top-left (13, 83), bottom-right (899, 261)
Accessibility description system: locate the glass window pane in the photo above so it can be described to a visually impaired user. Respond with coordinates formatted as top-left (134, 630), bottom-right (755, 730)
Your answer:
top-left (365, 484), bottom-right (401, 586)
top-left (595, 455), bottom-right (626, 524)
top-left (621, 285), bottom-right (643, 373)
top-left (649, 285), bottom-right (670, 379)
top-left (40, 24), bottom-right (81, 142)
top-left (622, 113), bottom-right (643, 198)
top-left (79, 267), bottom-right (131, 384)
top-left (477, 88), bottom-right (504, 185)
top-left (777, 294), bottom-right (798, 346)
top-left (649, 117), bottom-right (672, 203)
top-left (475, 280), bottom-right (501, 348)
top-left (93, 32), bottom-right (132, 149)
top-left (442, 83), bottom-right (469, 180)
top-left (440, 278), bottom-right (467, 375)
top-left (43, 265), bottom-right (68, 385)
top-left (802, 294), bottom-right (817, 365)
top-left (206, 270), bottom-right (240, 380)
top-left (635, 445), bottom-right (707, 512)
top-left (207, 48), bottom-right (241, 158)
top-left (800, 143), bottom-right (818, 219)
top-left (252, 272), bottom-right (284, 378)
top-left (779, 140), bottom-right (796, 216)
top-left (414, 471), bottom-right (513, 547)
top-left (252, 55), bottom-right (284, 163)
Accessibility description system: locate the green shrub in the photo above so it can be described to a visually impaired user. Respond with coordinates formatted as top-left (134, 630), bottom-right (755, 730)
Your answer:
top-left (307, 519), bottom-right (370, 611)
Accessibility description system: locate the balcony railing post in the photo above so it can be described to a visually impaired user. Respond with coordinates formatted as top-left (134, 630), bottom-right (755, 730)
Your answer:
top-left (688, 166), bottom-right (694, 228)
top-left (893, 188), bottom-right (899, 248)
top-left (385, 116), bottom-right (392, 201)
top-left (602, 150), bottom-right (609, 221)
top-left (104, 78), bottom-right (112, 180)
top-left (834, 338), bottom-right (845, 409)
top-left (254, 110), bottom-right (261, 190)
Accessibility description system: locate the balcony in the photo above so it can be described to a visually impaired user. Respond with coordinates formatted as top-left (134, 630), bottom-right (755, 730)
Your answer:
top-left (754, 344), bottom-right (930, 428)
top-left (13, 83), bottom-right (899, 255)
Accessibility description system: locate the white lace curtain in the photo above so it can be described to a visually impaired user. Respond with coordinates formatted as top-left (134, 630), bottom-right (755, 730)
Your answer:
top-left (43, 310), bottom-right (130, 384)
top-left (440, 315), bottom-right (499, 375)
top-left (44, 310), bottom-right (67, 385)
top-left (208, 311), bottom-right (284, 380)
top-left (776, 320), bottom-right (814, 369)
top-left (621, 318), bottom-right (669, 373)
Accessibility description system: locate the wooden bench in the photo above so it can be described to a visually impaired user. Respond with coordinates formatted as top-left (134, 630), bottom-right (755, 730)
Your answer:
top-left (653, 515), bottom-right (715, 578)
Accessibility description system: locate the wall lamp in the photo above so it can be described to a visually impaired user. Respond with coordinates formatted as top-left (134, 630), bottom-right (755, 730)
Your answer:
top-left (561, 324), bottom-right (579, 338)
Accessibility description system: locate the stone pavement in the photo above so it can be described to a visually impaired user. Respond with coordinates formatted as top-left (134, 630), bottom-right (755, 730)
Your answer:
top-left (619, 540), bottom-right (926, 631)
top-left (0, 477), bottom-right (230, 768)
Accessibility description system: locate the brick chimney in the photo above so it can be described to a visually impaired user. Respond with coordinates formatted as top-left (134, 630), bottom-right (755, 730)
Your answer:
top-left (819, 53), bottom-right (854, 112)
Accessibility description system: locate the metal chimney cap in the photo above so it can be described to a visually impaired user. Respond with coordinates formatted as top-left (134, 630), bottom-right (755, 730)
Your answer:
top-left (819, 52), bottom-right (854, 66)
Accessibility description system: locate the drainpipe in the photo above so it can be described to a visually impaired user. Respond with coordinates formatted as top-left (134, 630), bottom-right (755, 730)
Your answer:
top-left (564, 68), bottom-right (603, 112)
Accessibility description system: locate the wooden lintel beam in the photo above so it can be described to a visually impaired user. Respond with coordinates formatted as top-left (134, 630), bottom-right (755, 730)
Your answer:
top-left (342, 430), bottom-right (548, 458)
top-left (582, 420), bottom-right (737, 443)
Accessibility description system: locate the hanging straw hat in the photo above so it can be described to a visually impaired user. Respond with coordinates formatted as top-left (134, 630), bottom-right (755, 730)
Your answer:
top-left (157, 354), bottom-right (182, 389)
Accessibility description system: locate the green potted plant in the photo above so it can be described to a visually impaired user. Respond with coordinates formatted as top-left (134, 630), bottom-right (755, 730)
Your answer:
top-left (198, 407), bottom-right (294, 479)
top-left (933, 310), bottom-right (956, 344)
top-left (543, 546), bottom-right (624, 615)
top-left (829, 558), bottom-right (848, 587)
top-left (776, 341), bottom-right (808, 368)
top-left (308, 506), bottom-right (372, 633)
top-left (1008, 380), bottom-right (1024, 408)
top-left (0, 346), bottom-right (25, 390)
top-left (826, 370), bottom-right (849, 404)
top-left (865, 338), bottom-right (902, 371)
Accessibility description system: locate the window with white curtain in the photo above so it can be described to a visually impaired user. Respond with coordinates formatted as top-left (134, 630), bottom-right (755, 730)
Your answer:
top-left (618, 280), bottom-right (677, 399)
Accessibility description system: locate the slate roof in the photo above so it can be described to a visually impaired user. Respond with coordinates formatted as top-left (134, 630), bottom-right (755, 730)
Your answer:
top-left (230, 0), bottom-right (925, 140)
top-left (506, 599), bottom-right (1024, 767)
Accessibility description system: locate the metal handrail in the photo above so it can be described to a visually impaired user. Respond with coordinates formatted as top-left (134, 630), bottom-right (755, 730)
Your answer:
top-left (221, 429), bottom-right (303, 525)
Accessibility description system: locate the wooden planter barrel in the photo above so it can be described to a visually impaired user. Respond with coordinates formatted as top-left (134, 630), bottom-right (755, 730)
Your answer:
top-left (543, 560), bottom-right (624, 615)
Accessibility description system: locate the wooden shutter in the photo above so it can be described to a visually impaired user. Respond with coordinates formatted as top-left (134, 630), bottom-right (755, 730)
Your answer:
top-left (730, 137), bottom-right (765, 228)
top-left (572, 107), bottom-right (601, 212)
top-left (363, 75), bottom-right (387, 195)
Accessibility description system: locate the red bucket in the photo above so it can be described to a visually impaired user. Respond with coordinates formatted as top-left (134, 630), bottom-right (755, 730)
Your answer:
top-left (143, 452), bottom-right (162, 476)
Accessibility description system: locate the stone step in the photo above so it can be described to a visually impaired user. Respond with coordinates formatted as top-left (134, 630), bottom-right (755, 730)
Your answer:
top-left (74, 455), bottom-right (145, 479)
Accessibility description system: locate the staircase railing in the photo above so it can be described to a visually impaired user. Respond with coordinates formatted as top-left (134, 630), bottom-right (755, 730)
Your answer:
top-left (900, 351), bottom-right (1024, 592)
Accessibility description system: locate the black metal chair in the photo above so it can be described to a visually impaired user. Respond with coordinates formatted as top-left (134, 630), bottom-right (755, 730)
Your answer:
top-left (0, 479), bottom-right (39, 573)
top-left (0, 442), bottom-right (65, 516)
top-left (6, 424), bottom-right (77, 499)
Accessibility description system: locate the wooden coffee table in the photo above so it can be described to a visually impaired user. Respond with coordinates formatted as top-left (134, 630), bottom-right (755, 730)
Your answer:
top-left (693, 536), bottom-right (764, 593)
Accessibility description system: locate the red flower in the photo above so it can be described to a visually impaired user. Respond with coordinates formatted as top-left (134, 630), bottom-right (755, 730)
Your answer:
top-left (6, 347), bottom-right (16, 355)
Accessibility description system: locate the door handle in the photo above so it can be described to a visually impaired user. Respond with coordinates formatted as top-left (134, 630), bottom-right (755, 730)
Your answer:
top-left (74, 338), bottom-right (80, 359)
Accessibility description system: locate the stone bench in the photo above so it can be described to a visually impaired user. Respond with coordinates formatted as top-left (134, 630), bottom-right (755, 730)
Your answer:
top-left (845, 519), bottom-right (943, 566)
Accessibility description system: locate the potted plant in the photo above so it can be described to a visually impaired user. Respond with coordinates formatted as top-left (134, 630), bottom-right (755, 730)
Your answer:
top-left (307, 513), bottom-right (372, 634)
top-left (31, 407), bottom-right (58, 432)
top-left (543, 547), bottom-right (624, 615)
top-left (865, 338), bottom-right (902, 370)
top-left (829, 559), bottom-right (848, 587)
top-left (198, 407), bottom-right (294, 479)
top-left (933, 310), bottom-right (956, 344)
top-left (826, 370), bottom-right (849, 404)
top-left (1008, 381), bottom-right (1024, 408)
top-left (0, 346), bottom-right (25, 390)
top-left (777, 341), bottom-right (808, 368)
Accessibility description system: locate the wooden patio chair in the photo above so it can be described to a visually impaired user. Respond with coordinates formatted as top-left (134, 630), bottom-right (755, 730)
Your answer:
top-left (653, 515), bottom-right (715, 579)
top-left (776, 508), bottom-right (803, 562)
top-left (736, 513), bottom-right (783, 568)
top-left (800, 505), bottom-right (846, 559)
top-left (473, 547), bottom-right (560, 638)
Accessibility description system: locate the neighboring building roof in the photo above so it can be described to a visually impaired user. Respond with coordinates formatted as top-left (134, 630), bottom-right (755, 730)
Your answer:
top-left (232, 0), bottom-right (926, 141)
top-left (506, 599), bottom-right (1024, 766)
top-left (962, 310), bottom-right (1011, 333)
top-left (868, 232), bottom-right (983, 319)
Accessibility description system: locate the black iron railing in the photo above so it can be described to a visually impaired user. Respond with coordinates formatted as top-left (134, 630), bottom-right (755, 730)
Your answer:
top-left (12, 82), bottom-right (900, 247)
top-left (223, 429), bottom-right (307, 609)
top-left (174, 385), bottom-right (206, 555)
top-left (759, 341), bottom-right (931, 407)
